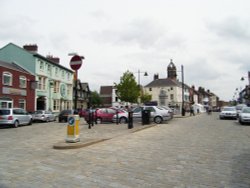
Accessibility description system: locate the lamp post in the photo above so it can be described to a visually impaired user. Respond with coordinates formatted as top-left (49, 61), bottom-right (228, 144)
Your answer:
top-left (181, 65), bottom-right (185, 116)
top-left (135, 70), bottom-right (148, 104)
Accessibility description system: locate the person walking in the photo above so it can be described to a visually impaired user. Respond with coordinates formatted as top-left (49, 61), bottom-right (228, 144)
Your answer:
top-left (190, 105), bottom-right (195, 116)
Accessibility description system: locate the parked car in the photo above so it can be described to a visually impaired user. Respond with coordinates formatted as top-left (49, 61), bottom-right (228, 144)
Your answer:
top-left (0, 108), bottom-right (33, 128)
top-left (161, 106), bottom-right (174, 119)
top-left (238, 107), bottom-right (250, 125)
top-left (219, 106), bottom-right (237, 120)
top-left (134, 106), bottom-right (171, 124)
top-left (112, 110), bottom-right (129, 124)
top-left (236, 104), bottom-right (247, 117)
top-left (58, 109), bottom-right (77, 123)
top-left (84, 108), bottom-right (121, 124)
top-left (78, 109), bottom-right (87, 117)
top-left (112, 106), bottom-right (171, 124)
top-left (32, 110), bottom-right (55, 122)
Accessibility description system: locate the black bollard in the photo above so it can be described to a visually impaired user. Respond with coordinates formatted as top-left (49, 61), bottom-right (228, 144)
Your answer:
top-left (128, 111), bottom-right (133, 129)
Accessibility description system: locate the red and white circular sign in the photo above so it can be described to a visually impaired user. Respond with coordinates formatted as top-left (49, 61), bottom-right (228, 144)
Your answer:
top-left (70, 55), bottom-right (83, 70)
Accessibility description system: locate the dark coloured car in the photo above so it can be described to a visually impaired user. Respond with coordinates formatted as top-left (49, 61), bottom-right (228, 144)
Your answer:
top-left (58, 109), bottom-right (76, 122)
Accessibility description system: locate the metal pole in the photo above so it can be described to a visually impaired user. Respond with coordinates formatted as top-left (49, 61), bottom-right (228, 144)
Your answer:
top-left (74, 71), bottom-right (78, 110)
top-left (181, 65), bottom-right (185, 116)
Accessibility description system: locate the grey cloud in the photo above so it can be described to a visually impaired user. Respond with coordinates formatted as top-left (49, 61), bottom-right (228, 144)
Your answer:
top-left (93, 19), bottom-right (185, 50)
top-left (207, 17), bottom-right (250, 41)
top-left (0, 16), bottom-right (41, 42)
top-left (185, 58), bottom-right (220, 82)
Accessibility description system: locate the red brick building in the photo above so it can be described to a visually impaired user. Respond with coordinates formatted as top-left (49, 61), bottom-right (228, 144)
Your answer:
top-left (0, 60), bottom-right (36, 112)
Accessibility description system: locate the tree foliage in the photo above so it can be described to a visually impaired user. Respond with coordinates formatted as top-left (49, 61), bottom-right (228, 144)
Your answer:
top-left (141, 92), bottom-right (152, 104)
top-left (115, 70), bottom-right (140, 103)
top-left (90, 91), bottom-right (102, 107)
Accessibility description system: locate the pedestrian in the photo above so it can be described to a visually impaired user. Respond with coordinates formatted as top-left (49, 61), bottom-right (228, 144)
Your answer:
top-left (190, 105), bottom-right (195, 116)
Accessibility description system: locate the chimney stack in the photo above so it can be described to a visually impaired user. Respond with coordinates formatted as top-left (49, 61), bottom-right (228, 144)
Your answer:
top-left (46, 55), bottom-right (60, 64)
top-left (23, 44), bottom-right (38, 53)
top-left (154, 74), bottom-right (159, 80)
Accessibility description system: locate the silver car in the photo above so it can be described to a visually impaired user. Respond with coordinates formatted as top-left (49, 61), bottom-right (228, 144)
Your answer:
top-left (219, 106), bottom-right (237, 120)
top-left (133, 106), bottom-right (171, 124)
top-left (0, 108), bottom-right (33, 128)
top-left (238, 107), bottom-right (250, 125)
top-left (32, 110), bottom-right (55, 122)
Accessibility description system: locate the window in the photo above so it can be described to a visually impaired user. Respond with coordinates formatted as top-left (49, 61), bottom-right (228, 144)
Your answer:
top-left (39, 61), bottom-right (44, 70)
top-left (19, 76), bottom-right (27, 88)
top-left (54, 81), bottom-right (60, 93)
top-left (19, 99), bottom-right (26, 109)
top-left (38, 76), bottom-right (46, 90)
top-left (3, 72), bottom-right (12, 86)
top-left (62, 70), bottom-right (65, 79)
top-left (53, 99), bottom-right (60, 111)
top-left (47, 64), bottom-right (51, 74)
top-left (67, 84), bottom-right (72, 95)
top-left (149, 88), bottom-right (152, 91)
top-left (170, 94), bottom-right (174, 100)
top-left (55, 68), bottom-right (58, 76)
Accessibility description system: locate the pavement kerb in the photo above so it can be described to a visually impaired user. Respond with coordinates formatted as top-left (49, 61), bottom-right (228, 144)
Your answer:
top-left (53, 123), bottom-right (157, 150)
top-left (53, 138), bottom-right (110, 150)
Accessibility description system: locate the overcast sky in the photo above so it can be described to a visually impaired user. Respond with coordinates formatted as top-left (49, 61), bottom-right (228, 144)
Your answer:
top-left (1, 0), bottom-right (250, 101)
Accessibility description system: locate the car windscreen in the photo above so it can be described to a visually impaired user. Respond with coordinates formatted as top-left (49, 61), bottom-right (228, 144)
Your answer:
top-left (35, 111), bottom-right (43, 114)
top-left (223, 108), bottom-right (235, 111)
top-left (0, 110), bottom-right (10, 115)
top-left (242, 108), bottom-right (250, 113)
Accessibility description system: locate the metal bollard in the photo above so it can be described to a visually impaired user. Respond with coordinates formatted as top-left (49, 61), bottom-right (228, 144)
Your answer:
top-left (128, 111), bottom-right (133, 129)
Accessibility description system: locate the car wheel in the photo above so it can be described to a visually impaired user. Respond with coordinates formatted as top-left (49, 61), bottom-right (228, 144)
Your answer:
top-left (154, 116), bottom-right (162, 124)
top-left (13, 120), bottom-right (19, 128)
top-left (239, 119), bottom-right (244, 125)
top-left (28, 119), bottom-right (32, 125)
top-left (119, 117), bottom-right (127, 124)
top-left (96, 118), bottom-right (102, 124)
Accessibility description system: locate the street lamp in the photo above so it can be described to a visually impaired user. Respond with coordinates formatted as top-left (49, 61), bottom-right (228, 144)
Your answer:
top-left (135, 70), bottom-right (148, 104)
top-left (136, 70), bottom-right (148, 87)
top-left (181, 65), bottom-right (185, 116)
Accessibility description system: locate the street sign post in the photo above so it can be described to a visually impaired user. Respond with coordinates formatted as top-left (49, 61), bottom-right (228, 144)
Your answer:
top-left (70, 55), bottom-right (83, 70)
top-left (69, 55), bottom-right (84, 111)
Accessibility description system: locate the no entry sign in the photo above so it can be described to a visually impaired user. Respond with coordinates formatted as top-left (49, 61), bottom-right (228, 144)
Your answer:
top-left (70, 55), bottom-right (83, 70)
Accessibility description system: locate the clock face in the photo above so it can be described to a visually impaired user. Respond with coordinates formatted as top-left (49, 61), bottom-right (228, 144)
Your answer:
top-left (60, 84), bottom-right (66, 97)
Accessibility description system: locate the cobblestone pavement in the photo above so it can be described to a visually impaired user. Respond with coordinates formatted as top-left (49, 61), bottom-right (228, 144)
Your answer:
top-left (0, 113), bottom-right (249, 188)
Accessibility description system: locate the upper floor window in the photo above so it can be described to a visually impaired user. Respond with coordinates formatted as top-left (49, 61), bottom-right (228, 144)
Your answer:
top-left (38, 76), bottom-right (46, 90)
top-left (39, 61), bottom-right (44, 70)
top-left (2, 72), bottom-right (12, 86)
top-left (55, 68), bottom-right (58, 76)
top-left (19, 76), bottom-right (27, 88)
top-left (47, 64), bottom-right (51, 74)
top-left (67, 73), bottom-right (70, 81)
top-left (61, 70), bottom-right (65, 79)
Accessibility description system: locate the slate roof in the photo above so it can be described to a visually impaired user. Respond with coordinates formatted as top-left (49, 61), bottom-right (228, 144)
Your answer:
top-left (145, 78), bottom-right (182, 87)
top-left (0, 60), bottom-right (33, 75)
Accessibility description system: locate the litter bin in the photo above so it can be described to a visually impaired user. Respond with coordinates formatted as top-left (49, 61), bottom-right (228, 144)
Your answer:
top-left (128, 111), bottom-right (133, 129)
top-left (65, 115), bottom-right (80, 143)
top-left (142, 109), bottom-right (150, 125)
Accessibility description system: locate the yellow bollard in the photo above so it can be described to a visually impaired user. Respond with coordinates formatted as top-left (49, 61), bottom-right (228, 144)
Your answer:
top-left (65, 115), bottom-right (80, 143)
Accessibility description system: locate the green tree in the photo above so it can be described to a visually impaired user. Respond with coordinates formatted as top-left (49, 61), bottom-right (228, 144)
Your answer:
top-left (90, 91), bottom-right (102, 107)
top-left (115, 70), bottom-right (140, 103)
top-left (141, 92), bottom-right (152, 104)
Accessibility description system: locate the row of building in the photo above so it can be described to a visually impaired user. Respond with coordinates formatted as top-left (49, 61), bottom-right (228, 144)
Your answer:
top-left (0, 43), bottom-right (226, 113)
top-left (0, 43), bottom-right (90, 112)
top-left (100, 60), bottom-right (225, 112)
